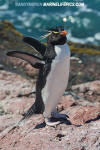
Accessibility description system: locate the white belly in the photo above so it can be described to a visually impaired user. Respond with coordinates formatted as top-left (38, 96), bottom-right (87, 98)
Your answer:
top-left (42, 43), bottom-right (70, 118)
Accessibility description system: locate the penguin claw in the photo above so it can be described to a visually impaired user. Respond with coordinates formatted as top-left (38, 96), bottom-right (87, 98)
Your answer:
top-left (44, 118), bottom-right (60, 127)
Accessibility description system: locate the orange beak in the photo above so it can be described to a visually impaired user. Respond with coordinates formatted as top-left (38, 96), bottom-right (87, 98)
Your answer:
top-left (60, 30), bottom-right (67, 36)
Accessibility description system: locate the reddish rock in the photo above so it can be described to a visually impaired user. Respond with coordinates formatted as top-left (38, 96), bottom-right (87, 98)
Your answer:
top-left (72, 80), bottom-right (100, 94)
top-left (0, 90), bottom-right (6, 100)
top-left (57, 95), bottom-right (77, 112)
top-left (72, 80), bottom-right (100, 102)
top-left (0, 69), bottom-right (100, 150)
top-left (0, 70), bottom-right (34, 99)
top-left (0, 114), bottom-right (21, 133)
top-left (66, 105), bottom-right (100, 125)
top-left (3, 97), bottom-right (34, 115)
top-left (0, 114), bottom-right (100, 150)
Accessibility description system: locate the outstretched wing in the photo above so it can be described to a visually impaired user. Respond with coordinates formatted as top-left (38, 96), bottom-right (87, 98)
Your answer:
top-left (7, 51), bottom-right (45, 69)
top-left (23, 37), bottom-right (46, 56)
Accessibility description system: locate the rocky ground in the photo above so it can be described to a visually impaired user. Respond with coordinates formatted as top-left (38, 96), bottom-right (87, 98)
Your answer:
top-left (0, 20), bottom-right (100, 150)
top-left (0, 69), bottom-right (100, 150)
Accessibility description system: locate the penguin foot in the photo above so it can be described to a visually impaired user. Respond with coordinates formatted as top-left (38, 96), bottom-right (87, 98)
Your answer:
top-left (44, 117), bottom-right (60, 126)
top-left (51, 112), bottom-right (68, 120)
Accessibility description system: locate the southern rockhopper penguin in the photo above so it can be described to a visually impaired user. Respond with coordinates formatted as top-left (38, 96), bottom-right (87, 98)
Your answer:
top-left (7, 27), bottom-right (70, 126)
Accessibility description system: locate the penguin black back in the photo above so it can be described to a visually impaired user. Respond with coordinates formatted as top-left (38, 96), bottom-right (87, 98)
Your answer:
top-left (6, 26), bottom-right (68, 121)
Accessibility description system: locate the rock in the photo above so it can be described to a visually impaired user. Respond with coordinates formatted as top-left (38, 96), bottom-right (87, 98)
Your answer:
top-left (3, 97), bottom-right (34, 115)
top-left (72, 80), bottom-right (100, 94)
top-left (0, 90), bottom-right (6, 100)
top-left (57, 95), bottom-right (77, 112)
top-left (0, 69), bottom-right (100, 149)
top-left (0, 70), bottom-right (35, 116)
top-left (0, 114), bottom-right (21, 132)
top-left (65, 105), bottom-right (100, 125)
top-left (72, 80), bottom-right (100, 102)
top-left (0, 114), bottom-right (100, 150)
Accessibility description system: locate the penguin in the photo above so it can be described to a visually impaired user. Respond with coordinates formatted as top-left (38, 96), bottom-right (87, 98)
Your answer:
top-left (7, 26), bottom-right (70, 126)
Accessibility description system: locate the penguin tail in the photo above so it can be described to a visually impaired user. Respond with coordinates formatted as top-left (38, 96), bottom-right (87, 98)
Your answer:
top-left (20, 103), bottom-right (36, 122)
top-left (5, 103), bottom-right (39, 133)
top-left (1, 104), bottom-right (36, 135)
top-left (19, 102), bottom-right (43, 123)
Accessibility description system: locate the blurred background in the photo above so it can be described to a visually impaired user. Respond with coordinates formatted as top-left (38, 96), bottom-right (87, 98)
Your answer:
top-left (0, 0), bottom-right (100, 45)
top-left (0, 0), bottom-right (100, 85)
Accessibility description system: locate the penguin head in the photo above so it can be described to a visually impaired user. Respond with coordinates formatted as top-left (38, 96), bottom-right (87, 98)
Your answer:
top-left (47, 26), bottom-right (67, 45)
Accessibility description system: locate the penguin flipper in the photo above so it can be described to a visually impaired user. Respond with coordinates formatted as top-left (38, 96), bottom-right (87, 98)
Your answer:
top-left (23, 37), bottom-right (46, 56)
top-left (7, 51), bottom-right (45, 69)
